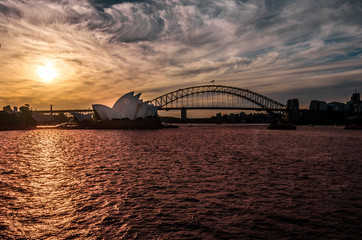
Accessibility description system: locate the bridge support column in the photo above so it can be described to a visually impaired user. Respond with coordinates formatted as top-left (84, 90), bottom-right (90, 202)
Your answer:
top-left (181, 108), bottom-right (187, 122)
top-left (286, 99), bottom-right (300, 123)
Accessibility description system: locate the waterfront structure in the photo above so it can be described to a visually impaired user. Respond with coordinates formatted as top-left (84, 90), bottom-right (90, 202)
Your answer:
top-left (347, 93), bottom-right (361, 112)
top-left (71, 113), bottom-right (92, 122)
top-left (69, 92), bottom-right (162, 129)
top-left (309, 93), bottom-right (360, 113)
top-left (304, 92), bottom-right (362, 125)
top-left (150, 85), bottom-right (286, 119)
top-left (310, 100), bottom-right (327, 111)
top-left (92, 92), bottom-right (159, 121)
top-left (327, 102), bottom-right (349, 112)
top-left (32, 112), bottom-right (55, 124)
top-left (285, 99), bottom-right (300, 123)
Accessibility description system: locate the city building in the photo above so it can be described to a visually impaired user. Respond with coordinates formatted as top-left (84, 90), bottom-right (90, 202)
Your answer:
top-left (309, 100), bottom-right (327, 111)
top-left (347, 93), bottom-right (361, 112)
top-left (327, 102), bottom-right (348, 112)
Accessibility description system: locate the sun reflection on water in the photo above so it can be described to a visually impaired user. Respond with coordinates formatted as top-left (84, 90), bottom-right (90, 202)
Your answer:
top-left (7, 131), bottom-right (83, 239)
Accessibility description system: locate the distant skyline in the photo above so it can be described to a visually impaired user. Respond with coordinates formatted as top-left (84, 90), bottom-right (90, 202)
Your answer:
top-left (1, 0), bottom-right (362, 110)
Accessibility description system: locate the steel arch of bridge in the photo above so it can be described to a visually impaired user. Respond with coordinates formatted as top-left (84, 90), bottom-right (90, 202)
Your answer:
top-left (150, 85), bottom-right (286, 111)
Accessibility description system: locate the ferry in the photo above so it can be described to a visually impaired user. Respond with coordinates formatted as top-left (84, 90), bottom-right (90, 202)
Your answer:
top-left (267, 122), bottom-right (297, 130)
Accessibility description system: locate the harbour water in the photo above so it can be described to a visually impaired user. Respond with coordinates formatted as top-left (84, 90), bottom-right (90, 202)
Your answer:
top-left (1, 125), bottom-right (361, 239)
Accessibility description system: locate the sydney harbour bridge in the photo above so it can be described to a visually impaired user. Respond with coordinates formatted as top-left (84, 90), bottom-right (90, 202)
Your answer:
top-left (150, 85), bottom-right (285, 119)
top-left (35, 85), bottom-right (286, 118)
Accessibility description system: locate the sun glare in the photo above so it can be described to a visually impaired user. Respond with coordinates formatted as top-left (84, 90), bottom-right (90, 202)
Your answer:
top-left (38, 63), bottom-right (57, 82)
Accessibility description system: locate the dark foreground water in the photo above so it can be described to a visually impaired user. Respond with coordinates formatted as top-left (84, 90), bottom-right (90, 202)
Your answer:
top-left (1, 124), bottom-right (362, 239)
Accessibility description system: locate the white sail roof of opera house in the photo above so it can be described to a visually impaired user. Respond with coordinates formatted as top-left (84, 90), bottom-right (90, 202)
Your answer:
top-left (146, 104), bottom-right (159, 118)
top-left (134, 93), bottom-right (141, 99)
top-left (112, 92), bottom-right (134, 112)
top-left (119, 94), bottom-right (141, 120)
top-left (136, 101), bottom-right (149, 119)
top-left (92, 104), bottom-right (110, 120)
top-left (105, 106), bottom-right (123, 120)
top-left (92, 92), bottom-right (159, 121)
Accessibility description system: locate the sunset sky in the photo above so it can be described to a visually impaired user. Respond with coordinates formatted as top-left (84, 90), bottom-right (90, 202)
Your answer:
top-left (0, 0), bottom-right (362, 110)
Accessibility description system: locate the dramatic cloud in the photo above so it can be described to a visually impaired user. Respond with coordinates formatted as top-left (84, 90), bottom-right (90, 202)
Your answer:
top-left (0, 0), bottom-right (361, 109)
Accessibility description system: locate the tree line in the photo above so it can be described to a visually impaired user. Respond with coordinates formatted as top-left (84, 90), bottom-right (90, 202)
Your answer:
top-left (0, 104), bottom-right (36, 130)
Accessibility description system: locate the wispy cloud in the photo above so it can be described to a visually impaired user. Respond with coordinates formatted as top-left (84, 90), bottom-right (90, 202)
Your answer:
top-left (0, 0), bottom-right (361, 109)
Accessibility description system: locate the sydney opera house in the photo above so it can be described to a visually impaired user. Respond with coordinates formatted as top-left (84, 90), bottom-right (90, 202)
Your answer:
top-left (72, 92), bottom-right (163, 129)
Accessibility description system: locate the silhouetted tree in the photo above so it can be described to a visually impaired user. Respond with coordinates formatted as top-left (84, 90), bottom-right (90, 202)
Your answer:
top-left (3, 105), bottom-right (12, 112)
top-left (18, 104), bottom-right (36, 128)
top-left (19, 104), bottom-right (30, 112)
top-left (0, 104), bottom-right (36, 130)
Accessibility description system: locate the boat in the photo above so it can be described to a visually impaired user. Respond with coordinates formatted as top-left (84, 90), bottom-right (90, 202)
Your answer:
top-left (344, 117), bottom-right (362, 130)
top-left (344, 124), bottom-right (362, 130)
top-left (267, 122), bottom-right (297, 130)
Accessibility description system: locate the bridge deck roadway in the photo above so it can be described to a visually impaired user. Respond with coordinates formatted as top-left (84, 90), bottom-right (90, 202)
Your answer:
top-left (160, 107), bottom-right (286, 111)
top-left (34, 107), bottom-right (286, 114)
top-left (34, 109), bottom-right (93, 114)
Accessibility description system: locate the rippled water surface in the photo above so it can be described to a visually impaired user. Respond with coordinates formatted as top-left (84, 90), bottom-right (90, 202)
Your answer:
top-left (1, 125), bottom-right (362, 239)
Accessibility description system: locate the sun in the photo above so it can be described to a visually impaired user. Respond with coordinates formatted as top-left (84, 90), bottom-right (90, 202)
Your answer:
top-left (38, 63), bottom-right (57, 82)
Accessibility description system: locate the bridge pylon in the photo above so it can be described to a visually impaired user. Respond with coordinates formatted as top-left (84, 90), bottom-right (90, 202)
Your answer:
top-left (181, 108), bottom-right (187, 122)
